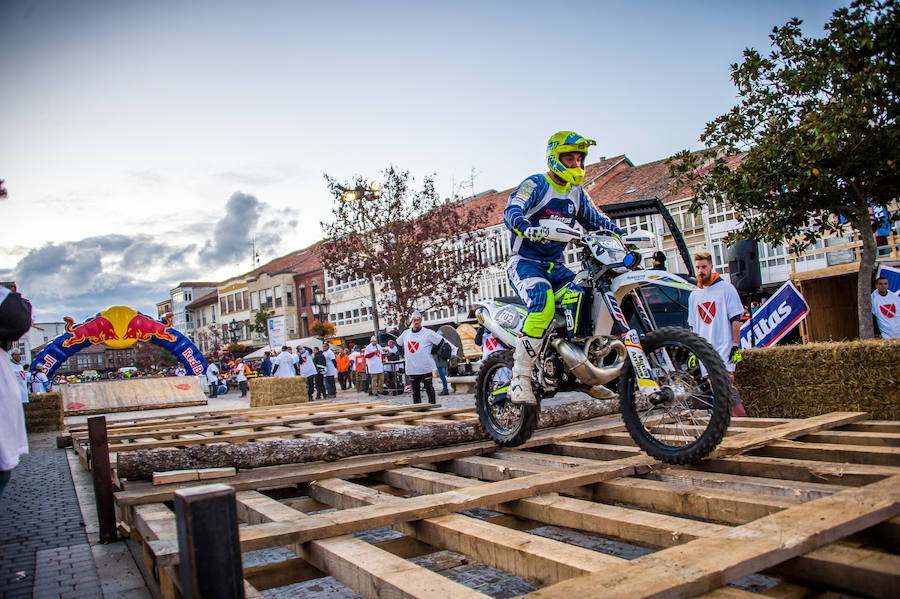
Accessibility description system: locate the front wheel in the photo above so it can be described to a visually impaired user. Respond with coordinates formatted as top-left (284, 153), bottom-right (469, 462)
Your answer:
top-left (476, 350), bottom-right (539, 447)
top-left (619, 327), bottom-right (732, 464)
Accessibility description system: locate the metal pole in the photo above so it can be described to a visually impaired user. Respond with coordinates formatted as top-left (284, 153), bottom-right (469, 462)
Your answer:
top-left (369, 278), bottom-right (380, 339)
top-left (174, 484), bottom-right (244, 599)
top-left (87, 416), bottom-right (118, 543)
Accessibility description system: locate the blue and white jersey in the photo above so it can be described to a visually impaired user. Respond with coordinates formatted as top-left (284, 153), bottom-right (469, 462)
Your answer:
top-left (503, 174), bottom-right (621, 263)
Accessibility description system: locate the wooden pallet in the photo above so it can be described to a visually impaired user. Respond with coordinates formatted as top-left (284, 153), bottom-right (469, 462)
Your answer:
top-left (111, 411), bottom-right (900, 599)
top-left (68, 401), bottom-right (478, 472)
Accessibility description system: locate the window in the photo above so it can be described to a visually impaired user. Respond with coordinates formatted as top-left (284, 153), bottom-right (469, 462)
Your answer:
top-left (250, 291), bottom-right (259, 310)
top-left (286, 289), bottom-right (293, 306)
top-left (242, 291), bottom-right (249, 310)
top-left (227, 295), bottom-right (235, 313)
top-left (185, 292), bottom-right (192, 302)
top-left (261, 288), bottom-right (273, 309)
top-left (708, 197), bottom-right (736, 225)
top-left (220, 298), bottom-right (227, 314)
top-left (299, 287), bottom-right (307, 307)
top-left (274, 286), bottom-right (283, 308)
top-left (235, 292), bottom-right (243, 311)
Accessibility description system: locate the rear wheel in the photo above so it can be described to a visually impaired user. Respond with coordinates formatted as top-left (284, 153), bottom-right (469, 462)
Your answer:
top-left (476, 350), bottom-right (539, 446)
top-left (619, 327), bottom-right (732, 464)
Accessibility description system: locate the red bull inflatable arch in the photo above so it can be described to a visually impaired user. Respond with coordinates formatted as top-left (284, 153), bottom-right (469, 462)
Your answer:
top-left (30, 305), bottom-right (209, 379)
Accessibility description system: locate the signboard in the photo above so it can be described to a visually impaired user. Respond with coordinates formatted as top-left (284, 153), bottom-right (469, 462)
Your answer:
top-left (267, 316), bottom-right (286, 348)
top-left (739, 281), bottom-right (810, 348)
top-left (876, 264), bottom-right (900, 293)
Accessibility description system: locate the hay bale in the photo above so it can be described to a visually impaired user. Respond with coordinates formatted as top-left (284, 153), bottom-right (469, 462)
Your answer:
top-left (23, 392), bottom-right (64, 432)
top-left (735, 339), bottom-right (900, 420)
top-left (249, 376), bottom-right (308, 407)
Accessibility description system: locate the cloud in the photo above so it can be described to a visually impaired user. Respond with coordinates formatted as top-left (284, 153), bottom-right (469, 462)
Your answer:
top-left (8, 189), bottom-right (298, 321)
top-left (199, 191), bottom-right (293, 265)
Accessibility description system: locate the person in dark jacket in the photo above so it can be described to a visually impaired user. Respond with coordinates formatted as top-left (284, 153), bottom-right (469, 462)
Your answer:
top-left (260, 352), bottom-right (272, 377)
top-left (312, 347), bottom-right (327, 400)
top-left (651, 251), bottom-right (667, 271)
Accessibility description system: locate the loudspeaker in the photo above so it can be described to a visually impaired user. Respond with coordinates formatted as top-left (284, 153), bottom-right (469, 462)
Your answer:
top-left (727, 239), bottom-right (762, 292)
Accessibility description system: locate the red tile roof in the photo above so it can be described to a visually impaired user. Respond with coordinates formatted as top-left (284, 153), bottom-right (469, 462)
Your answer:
top-left (245, 240), bottom-right (324, 279)
top-left (186, 290), bottom-right (218, 310)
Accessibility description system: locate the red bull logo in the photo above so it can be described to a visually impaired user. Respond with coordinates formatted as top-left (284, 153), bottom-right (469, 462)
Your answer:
top-left (62, 315), bottom-right (118, 348)
top-left (181, 347), bottom-right (204, 374)
top-left (124, 313), bottom-right (177, 343)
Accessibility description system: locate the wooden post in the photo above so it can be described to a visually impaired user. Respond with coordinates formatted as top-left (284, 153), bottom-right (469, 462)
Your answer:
top-left (174, 484), bottom-right (245, 599)
top-left (87, 416), bottom-right (118, 544)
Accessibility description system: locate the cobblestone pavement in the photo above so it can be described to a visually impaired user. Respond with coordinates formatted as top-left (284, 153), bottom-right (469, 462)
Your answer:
top-left (0, 433), bottom-right (102, 599)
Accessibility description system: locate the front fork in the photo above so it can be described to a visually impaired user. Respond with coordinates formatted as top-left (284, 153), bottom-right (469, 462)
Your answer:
top-left (599, 282), bottom-right (673, 400)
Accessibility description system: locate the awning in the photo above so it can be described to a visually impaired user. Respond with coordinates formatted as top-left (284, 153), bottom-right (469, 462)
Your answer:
top-left (243, 336), bottom-right (325, 360)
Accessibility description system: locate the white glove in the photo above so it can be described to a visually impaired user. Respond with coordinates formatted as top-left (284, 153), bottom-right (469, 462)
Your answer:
top-left (523, 225), bottom-right (550, 242)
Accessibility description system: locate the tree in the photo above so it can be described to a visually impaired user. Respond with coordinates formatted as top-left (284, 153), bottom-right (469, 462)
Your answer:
top-left (320, 166), bottom-right (494, 328)
top-left (253, 307), bottom-right (274, 336)
top-left (669, 0), bottom-right (899, 339)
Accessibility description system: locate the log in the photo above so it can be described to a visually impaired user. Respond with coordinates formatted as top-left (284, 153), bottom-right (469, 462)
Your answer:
top-left (117, 398), bottom-right (620, 480)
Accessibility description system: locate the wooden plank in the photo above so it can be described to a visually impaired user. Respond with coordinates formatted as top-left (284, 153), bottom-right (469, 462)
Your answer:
top-left (753, 439), bottom-right (900, 466)
top-left (116, 415), bottom-right (626, 508)
top-left (799, 430), bottom-right (900, 447)
top-left (692, 454), bottom-right (900, 487)
top-left (712, 411), bottom-right (869, 457)
top-left (309, 477), bottom-right (623, 586)
top-left (234, 490), bottom-right (488, 599)
top-left (524, 474), bottom-right (900, 598)
top-left (148, 455), bottom-right (653, 565)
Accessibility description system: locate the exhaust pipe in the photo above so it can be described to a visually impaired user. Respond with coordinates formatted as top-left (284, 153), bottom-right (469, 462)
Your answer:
top-left (552, 337), bottom-right (627, 386)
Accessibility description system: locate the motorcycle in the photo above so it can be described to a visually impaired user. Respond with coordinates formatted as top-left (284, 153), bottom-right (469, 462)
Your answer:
top-left (474, 221), bottom-right (733, 464)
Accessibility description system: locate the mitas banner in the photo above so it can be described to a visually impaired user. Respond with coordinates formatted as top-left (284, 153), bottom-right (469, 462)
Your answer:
top-left (739, 281), bottom-right (810, 348)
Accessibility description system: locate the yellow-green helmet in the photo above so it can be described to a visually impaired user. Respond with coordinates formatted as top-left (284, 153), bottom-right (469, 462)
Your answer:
top-left (546, 131), bottom-right (596, 186)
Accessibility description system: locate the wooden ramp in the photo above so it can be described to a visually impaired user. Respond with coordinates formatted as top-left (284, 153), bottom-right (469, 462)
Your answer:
top-left (106, 410), bottom-right (900, 599)
top-left (61, 376), bottom-right (208, 415)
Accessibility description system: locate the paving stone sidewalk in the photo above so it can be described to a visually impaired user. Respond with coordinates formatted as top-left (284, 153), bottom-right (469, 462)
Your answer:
top-left (0, 432), bottom-right (102, 599)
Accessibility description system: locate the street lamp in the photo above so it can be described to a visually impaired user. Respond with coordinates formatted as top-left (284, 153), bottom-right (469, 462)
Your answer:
top-left (229, 319), bottom-right (240, 344)
top-left (313, 288), bottom-right (330, 322)
top-left (340, 180), bottom-right (382, 202)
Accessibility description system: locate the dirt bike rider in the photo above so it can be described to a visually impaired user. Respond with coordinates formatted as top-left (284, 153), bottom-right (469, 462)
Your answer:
top-left (503, 131), bottom-right (625, 405)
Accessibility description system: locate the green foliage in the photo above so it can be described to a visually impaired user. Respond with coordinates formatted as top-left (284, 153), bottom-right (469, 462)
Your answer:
top-left (669, 0), bottom-right (899, 338)
top-left (254, 307), bottom-right (274, 335)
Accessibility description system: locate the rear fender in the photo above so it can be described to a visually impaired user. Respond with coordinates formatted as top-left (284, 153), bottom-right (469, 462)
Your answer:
top-left (474, 300), bottom-right (525, 348)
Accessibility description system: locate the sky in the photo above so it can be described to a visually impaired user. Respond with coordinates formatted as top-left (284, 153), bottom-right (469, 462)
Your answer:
top-left (0, 0), bottom-right (848, 322)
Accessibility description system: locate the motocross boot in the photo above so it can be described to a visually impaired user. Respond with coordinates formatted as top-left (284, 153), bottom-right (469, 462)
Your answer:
top-left (509, 335), bottom-right (541, 405)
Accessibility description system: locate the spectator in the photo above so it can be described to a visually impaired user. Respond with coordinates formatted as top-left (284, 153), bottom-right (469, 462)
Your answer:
top-left (363, 336), bottom-right (384, 396)
top-left (174, 365), bottom-right (186, 377)
top-left (29, 365), bottom-right (49, 394)
top-left (871, 276), bottom-right (900, 339)
top-left (353, 345), bottom-right (367, 393)
top-left (234, 358), bottom-right (251, 398)
top-left (433, 332), bottom-right (450, 396)
top-left (1, 286), bottom-right (32, 498)
top-left (272, 346), bottom-right (297, 377)
top-left (475, 326), bottom-right (503, 362)
top-left (312, 347), bottom-right (327, 399)
top-left (396, 312), bottom-right (457, 405)
top-left (688, 251), bottom-right (747, 417)
top-left (383, 339), bottom-right (402, 395)
top-left (651, 251), bottom-right (667, 271)
top-left (206, 362), bottom-right (220, 398)
top-left (9, 349), bottom-right (28, 403)
top-left (336, 348), bottom-right (351, 391)
top-left (261, 351), bottom-right (273, 377)
top-left (323, 344), bottom-right (337, 398)
top-left (297, 347), bottom-right (317, 401)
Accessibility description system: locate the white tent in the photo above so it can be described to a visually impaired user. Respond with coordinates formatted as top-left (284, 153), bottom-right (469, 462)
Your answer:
top-left (243, 336), bottom-right (325, 360)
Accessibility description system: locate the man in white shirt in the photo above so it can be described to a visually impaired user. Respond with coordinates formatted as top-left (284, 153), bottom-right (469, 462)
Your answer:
top-left (297, 347), bottom-right (318, 401)
top-left (323, 345), bottom-right (337, 398)
top-left (174, 365), bottom-right (186, 376)
top-left (1, 284), bottom-right (31, 498)
top-left (871, 276), bottom-right (900, 339)
top-left (29, 366), bottom-right (49, 395)
top-left (688, 251), bottom-right (747, 417)
top-left (205, 362), bottom-right (220, 398)
top-left (272, 346), bottom-right (297, 377)
top-left (9, 349), bottom-right (28, 403)
top-left (396, 312), bottom-right (457, 405)
top-left (363, 337), bottom-right (384, 396)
